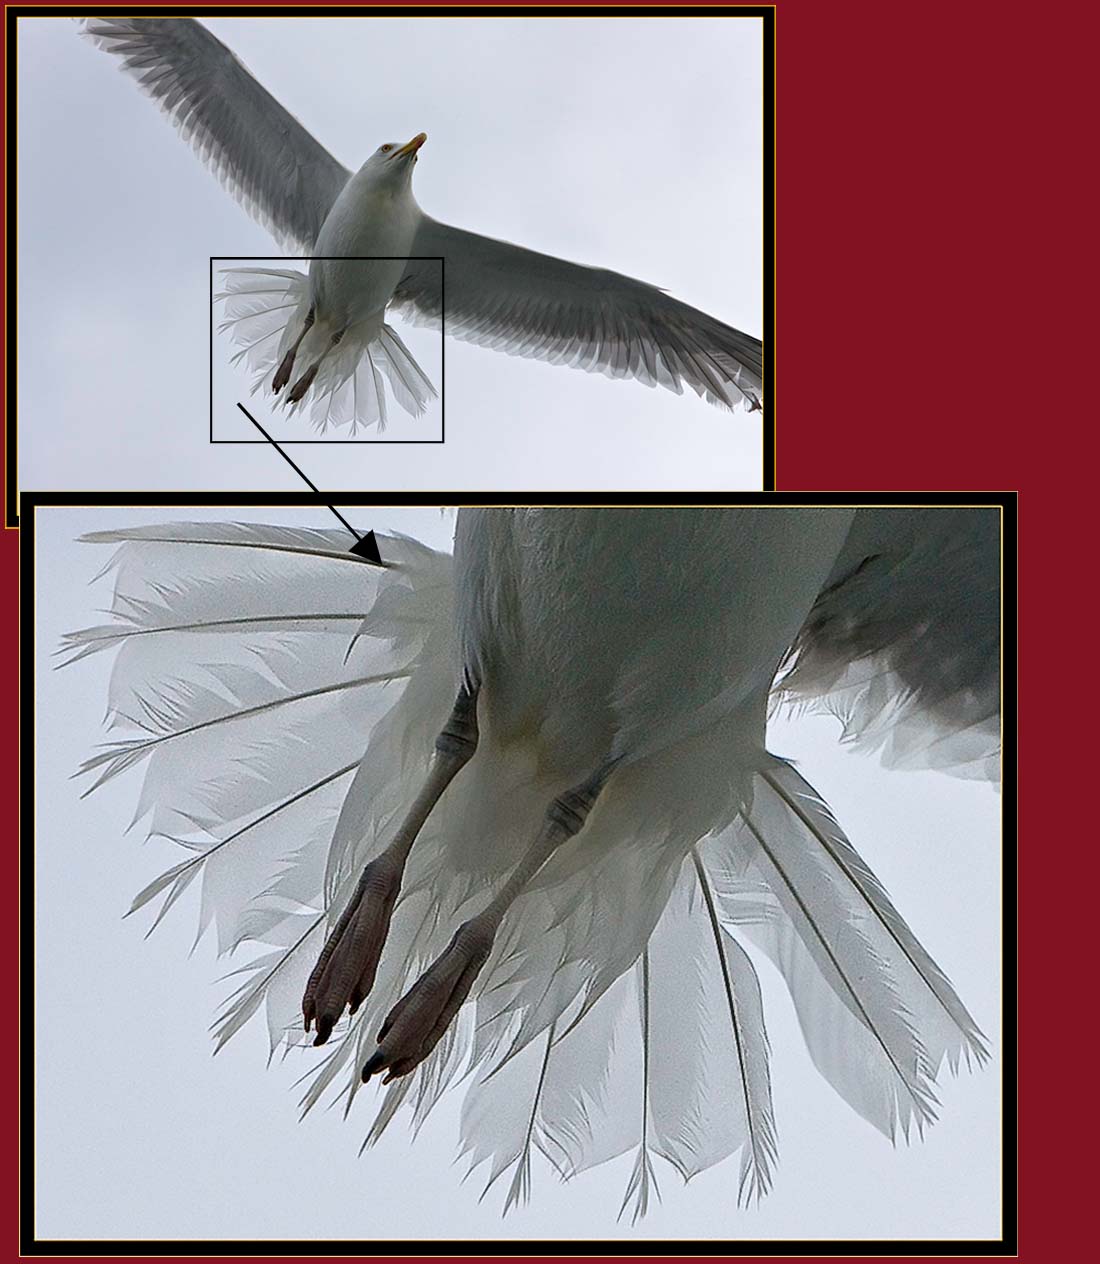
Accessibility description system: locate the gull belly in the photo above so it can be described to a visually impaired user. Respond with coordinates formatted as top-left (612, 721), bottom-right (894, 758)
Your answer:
top-left (242, 162), bottom-right (436, 430)
top-left (309, 169), bottom-right (423, 335)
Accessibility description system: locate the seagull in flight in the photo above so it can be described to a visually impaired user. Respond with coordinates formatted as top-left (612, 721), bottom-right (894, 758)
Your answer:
top-left (82, 19), bottom-right (764, 432)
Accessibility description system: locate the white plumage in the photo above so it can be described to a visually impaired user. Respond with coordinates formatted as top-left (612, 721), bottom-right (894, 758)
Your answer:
top-left (64, 507), bottom-right (998, 1217)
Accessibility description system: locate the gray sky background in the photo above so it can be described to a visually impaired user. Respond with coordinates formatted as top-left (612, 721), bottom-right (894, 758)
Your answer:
top-left (17, 16), bottom-right (764, 494)
top-left (34, 505), bottom-right (1002, 1243)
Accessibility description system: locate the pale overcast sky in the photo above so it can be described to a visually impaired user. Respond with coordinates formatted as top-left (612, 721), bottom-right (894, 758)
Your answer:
top-left (17, 16), bottom-right (764, 495)
top-left (33, 505), bottom-right (1002, 1243)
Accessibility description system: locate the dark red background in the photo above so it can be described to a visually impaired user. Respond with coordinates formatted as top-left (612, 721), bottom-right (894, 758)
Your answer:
top-left (7, 0), bottom-right (1057, 1255)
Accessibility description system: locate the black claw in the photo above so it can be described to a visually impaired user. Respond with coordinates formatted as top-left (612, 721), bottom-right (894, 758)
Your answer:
top-left (349, 995), bottom-right (361, 1015)
top-left (362, 1050), bottom-right (387, 1082)
top-left (313, 1014), bottom-right (335, 1046)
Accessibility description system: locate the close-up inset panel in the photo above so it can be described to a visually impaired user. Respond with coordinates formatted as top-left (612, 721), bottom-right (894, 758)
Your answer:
top-left (24, 495), bottom-right (1009, 1246)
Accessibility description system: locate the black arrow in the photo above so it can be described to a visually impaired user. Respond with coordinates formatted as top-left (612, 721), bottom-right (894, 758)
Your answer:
top-left (237, 403), bottom-right (387, 567)
top-left (348, 531), bottom-right (384, 565)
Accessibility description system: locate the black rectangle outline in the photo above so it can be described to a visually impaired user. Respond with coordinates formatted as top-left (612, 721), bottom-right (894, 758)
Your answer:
top-left (19, 488), bottom-right (1016, 1257)
top-left (5, 3), bottom-right (775, 525)
top-left (210, 255), bottom-right (445, 445)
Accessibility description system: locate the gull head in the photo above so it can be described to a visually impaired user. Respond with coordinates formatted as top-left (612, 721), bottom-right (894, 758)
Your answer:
top-left (360, 133), bottom-right (427, 185)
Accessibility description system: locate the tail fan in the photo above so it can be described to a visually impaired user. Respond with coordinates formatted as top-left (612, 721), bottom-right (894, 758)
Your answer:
top-left (708, 758), bottom-right (988, 1141)
top-left (63, 522), bottom-right (452, 1050)
top-left (216, 268), bottom-right (437, 434)
top-left (457, 851), bottom-right (778, 1215)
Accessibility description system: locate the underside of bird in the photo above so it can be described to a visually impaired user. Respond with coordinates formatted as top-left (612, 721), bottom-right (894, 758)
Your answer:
top-left (82, 17), bottom-right (766, 436)
top-left (65, 510), bottom-right (997, 1217)
top-left (218, 268), bottom-right (437, 434)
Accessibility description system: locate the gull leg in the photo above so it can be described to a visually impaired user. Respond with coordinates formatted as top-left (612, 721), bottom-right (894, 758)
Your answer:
top-left (304, 687), bottom-right (479, 1045)
top-left (286, 328), bottom-right (345, 405)
top-left (362, 760), bottom-right (614, 1084)
top-left (272, 307), bottom-right (315, 394)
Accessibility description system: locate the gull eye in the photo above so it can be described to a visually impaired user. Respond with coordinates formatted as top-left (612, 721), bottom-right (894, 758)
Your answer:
top-left (380, 144), bottom-right (393, 153)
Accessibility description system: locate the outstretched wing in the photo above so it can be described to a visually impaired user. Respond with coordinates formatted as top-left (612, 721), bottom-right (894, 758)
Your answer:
top-left (778, 507), bottom-right (1002, 780)
top-left (393, 216), bottom-right (763, 411)
top-left (82, 18), bottom-right (351, 251)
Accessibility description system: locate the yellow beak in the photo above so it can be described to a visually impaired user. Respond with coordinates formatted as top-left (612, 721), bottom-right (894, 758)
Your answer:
top-left (393, 132), bottom-right (427, 159)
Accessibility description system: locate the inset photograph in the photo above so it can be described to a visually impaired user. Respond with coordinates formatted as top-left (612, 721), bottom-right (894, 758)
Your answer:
top-left (13, 11), bottom-right (769, 517)
top-left (24, 496), bottom-right (1010, 1247)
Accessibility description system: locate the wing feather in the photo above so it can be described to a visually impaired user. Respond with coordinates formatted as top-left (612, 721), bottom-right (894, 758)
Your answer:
top-left (81, 18), bottom-right (350, 250)
top-left (778, 507), bottom-right (1001, 780)
top-left (394, 217), bottom-right (763, 411)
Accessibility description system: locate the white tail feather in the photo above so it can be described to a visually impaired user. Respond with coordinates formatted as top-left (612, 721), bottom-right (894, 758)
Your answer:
top-left (708, 758), bottom-right (987, 1141)
top-left (759, 761), bottom-right (989, 1072)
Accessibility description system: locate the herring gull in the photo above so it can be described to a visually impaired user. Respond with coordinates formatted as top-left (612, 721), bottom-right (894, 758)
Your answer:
top-left (82, 18), bottom-right (764, 433)
top-left (84, 17), bottom-right (768, 434)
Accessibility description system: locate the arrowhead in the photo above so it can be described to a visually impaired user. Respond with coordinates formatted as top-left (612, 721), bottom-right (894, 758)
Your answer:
top-left (348, 530), bottom-right (385, 567)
